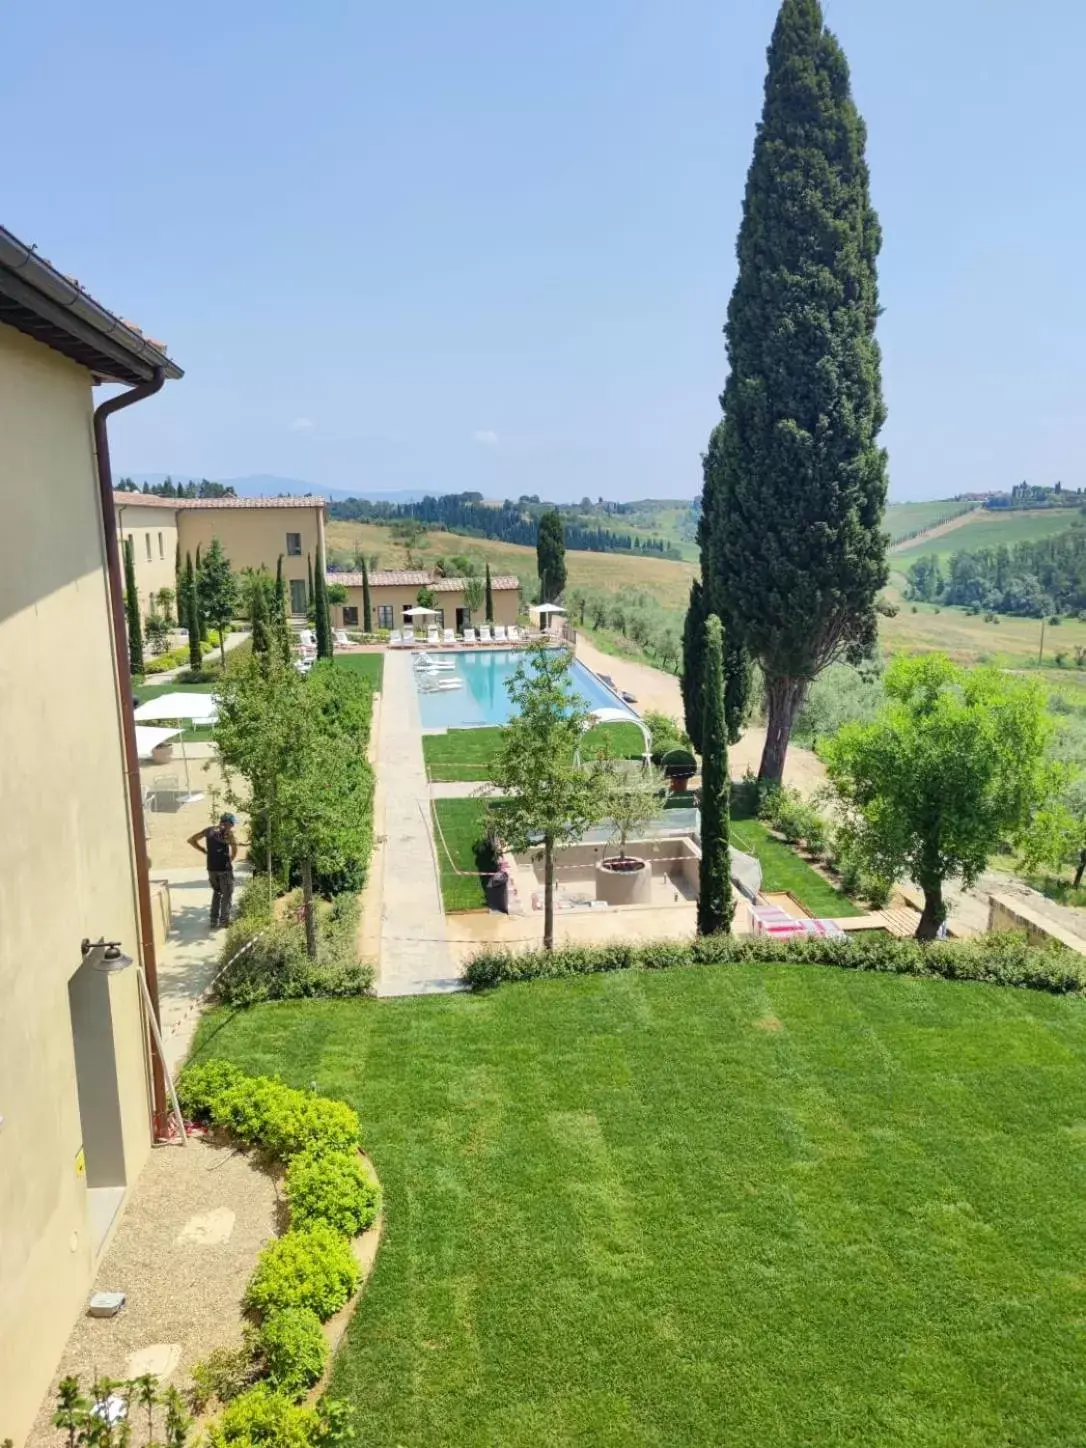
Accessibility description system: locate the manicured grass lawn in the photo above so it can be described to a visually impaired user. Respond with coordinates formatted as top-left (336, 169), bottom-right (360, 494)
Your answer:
top-left (328, 652), bottom-right (384, 690)
top-left (424, 722), bottom-right (646, 781)
top-left (192, 966), bottom-right (1086, 1446)
top-left (432, 798), bottom-right (494, 910)
top-left (730, 816), bottom-right (863, 917)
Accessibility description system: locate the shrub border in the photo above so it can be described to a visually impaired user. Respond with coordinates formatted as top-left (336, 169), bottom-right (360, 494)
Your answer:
top-left (463, 930), bottom-right (1086, 996)
top-left (176, 1063), bottom-right (384, 1418)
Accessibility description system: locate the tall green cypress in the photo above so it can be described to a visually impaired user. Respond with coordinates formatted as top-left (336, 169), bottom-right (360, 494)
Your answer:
top-left (251, 577), bottom-right (271, 661)
top-left (361, 555), bottom-right (373, 633)
top-left (682, 578), bottom-right (707, 752)
top-left (536, 510), bottom-right (567, 603)
top-left (697, 615), bottom-right (733, 936)
top-left (184, 553), bottom-right (202, 674)
top-left (484, 561), bottom-right (494, 623)
top-left (705, 0), bottom-right (888, 784)
top-left (313, 548), bottom-right (333, 659)
top-left (273, 555), bottom-right (292, 661)
top-left (307, 553), bottom-right (314, 609)
top-left (123, 537), bottom-right (144, 677)
top-left (194, 543), bottom-right (209, 641)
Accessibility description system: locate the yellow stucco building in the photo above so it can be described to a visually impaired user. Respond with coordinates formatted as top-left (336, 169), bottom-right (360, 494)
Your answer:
top-left (116, 492), bottom-right (326, 617)
top-left (0, 227), bottom-right (181, 1444)
top-left (331, 569), bottom-right (521, 633)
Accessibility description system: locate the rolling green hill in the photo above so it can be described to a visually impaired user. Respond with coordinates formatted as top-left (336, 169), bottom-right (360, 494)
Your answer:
top-left (884, 499), bottom-right (975, 543)
top-left (893, 509), bottom-right (1079, 562)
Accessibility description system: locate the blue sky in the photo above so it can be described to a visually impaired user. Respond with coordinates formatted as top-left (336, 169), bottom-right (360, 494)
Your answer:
top-left (5, 1), bottom-right (1085, 503)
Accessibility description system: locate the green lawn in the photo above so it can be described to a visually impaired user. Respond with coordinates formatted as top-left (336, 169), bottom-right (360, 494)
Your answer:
top-left (894, 509), bottom-right (1080, 562)
top-left (423, 722), bottom-right (645, 782)
top-left (432, 798), bottom-right (495, 910)
top-left (192, 966), bottom-right (1086, 1446)
top-left (885, 499), bottom-right (974, 543)
top-left (730, 817), bottom-right (863, 917)
top-left (328, 652), bottom-right (384, 690)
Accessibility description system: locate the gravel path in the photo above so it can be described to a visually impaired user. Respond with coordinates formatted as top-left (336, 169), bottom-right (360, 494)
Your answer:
top-left (26, 1139), bottom-right (279, 1447)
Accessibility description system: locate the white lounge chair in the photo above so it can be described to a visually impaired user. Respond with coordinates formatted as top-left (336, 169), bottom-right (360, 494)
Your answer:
top-left (444, 628), bottom-right (456, 645)
top-left (493, 625), bottom-right (507, 643)
top-left (299, 629), bottom-right (316, 650)
top-left (508, 624), bottom-right (521, 643)
top-left (334, 630), bottom-right (350, 648)
top-left (388, 629), bottom-right (402, 648)
top-left (427, 626), bottom-right (440, 645)
top-left (479, 626), bottom-right (492, 644)
top-left (462, 628), bottom-right (477, 645)
top-left (403, 627), bottom-right (416, 646)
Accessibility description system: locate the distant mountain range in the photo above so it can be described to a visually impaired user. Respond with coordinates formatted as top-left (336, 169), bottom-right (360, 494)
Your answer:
top-left (130, 473), bottom-right (442, 504)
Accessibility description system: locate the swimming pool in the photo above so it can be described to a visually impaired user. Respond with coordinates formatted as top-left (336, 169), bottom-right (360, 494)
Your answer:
top-left (415, 649), bottom-right (638, 730)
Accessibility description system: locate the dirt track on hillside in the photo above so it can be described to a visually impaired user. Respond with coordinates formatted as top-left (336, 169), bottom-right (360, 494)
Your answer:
top-left (574, 635), bottom-right (827, 796)
top-left (888, 507), bottom-right (981, 554)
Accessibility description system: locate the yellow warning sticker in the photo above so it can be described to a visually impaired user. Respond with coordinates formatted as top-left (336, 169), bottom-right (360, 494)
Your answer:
top-left (75, 1148), bottom-right (86, 1178)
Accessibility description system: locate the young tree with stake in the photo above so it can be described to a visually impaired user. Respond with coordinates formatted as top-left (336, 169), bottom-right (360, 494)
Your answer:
top-left (197, 538), bottom-right (237, 668)
top-left (488, 643), bottom-right (609, 950)
top-left (123, 536), bottom-right (144, 677)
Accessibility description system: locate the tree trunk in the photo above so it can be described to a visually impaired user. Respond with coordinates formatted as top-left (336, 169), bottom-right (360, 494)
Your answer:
top-left (219, 629), bottom-right (227, 669)
top-left (1075, 850), bottom-right (1086, 889)
top-left (543, 837), bottom-right (555, 952)
top-left (758, 675), bottom-right (808, 784)
top-left (915, 882), bottom-right (945, 941)
top-left (301, 858), bottom-right (318, 959)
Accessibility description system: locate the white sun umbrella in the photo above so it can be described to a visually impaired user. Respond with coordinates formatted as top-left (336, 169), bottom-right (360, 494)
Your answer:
top-left (532, 603), bottom-right (566, 615)
top-left (134, 691), bottom-right (219, 800)
top-left (403, 605), bottom-right (439, 617)
top-left (134, 724), bottom-right (181, 759)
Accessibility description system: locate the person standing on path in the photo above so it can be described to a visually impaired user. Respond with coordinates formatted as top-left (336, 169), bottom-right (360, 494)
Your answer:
top-left (188, 813), bottom-right (238, 928)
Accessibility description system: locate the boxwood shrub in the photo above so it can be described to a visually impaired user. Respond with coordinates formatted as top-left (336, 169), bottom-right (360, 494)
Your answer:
top-left (177, 1064), bottom-right (362, 1159)
top-left (285, 1150), bottom-right (381, 1237)
top-left (244, 1224), bottom-right (361, 1322)
top-left (464, 930), bottom-right (1086, 996)
top-left (255, 1309), bottom-right (328, 1401)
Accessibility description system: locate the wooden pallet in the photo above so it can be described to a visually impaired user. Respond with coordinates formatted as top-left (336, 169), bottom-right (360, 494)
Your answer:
top-left (877, 907), bottom-right (922, 938)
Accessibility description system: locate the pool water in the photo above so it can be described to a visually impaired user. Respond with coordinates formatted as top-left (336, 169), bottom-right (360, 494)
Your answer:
top-left (416, 649), bottom-right (637, 730)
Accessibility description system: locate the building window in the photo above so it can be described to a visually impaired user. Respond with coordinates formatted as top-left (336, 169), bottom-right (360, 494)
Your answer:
top-left (376, 604), bottom-right (394, 630)
top-left (434, 608), bottom-right (445, 630)
top-left (289, 579), bottom-right (308, 614)
top-left (158, 531), bottom-right (164, 559)
top-left (286, 532), bottom-right (302, 556)
top-left (342, 606), bottom-right (359, 627)
top-left (145, 533), bottom-right (152, 561)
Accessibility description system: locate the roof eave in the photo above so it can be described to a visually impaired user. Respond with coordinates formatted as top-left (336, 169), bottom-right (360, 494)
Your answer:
top-left (0, 227), bottom-right (182, 385)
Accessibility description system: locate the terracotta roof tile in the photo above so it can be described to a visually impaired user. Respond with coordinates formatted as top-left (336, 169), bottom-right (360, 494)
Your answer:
top-left (328, 570), bottom-right (520, 591)
top-left (113, 492), bottom-right (325, 512)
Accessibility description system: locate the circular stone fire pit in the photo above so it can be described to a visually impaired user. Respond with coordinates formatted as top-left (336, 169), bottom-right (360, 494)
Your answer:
top-left (595, 855), bottom-right (653, 906)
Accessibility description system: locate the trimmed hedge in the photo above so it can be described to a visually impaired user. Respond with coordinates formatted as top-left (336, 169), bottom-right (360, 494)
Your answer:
top-left (256, 1309), bottom-right (327, 1401)
top-left (244, 1224), bottom-right (360, 1322)
top-left (178, 1060), bottom-right (362, 1157)
top-left (463, 930), bottom-right (1086, 996)
top-left (285, 1149), bottom-right (381, 1237)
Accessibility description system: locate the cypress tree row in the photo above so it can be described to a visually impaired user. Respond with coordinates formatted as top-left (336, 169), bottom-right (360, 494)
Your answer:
top-left (696, 614), bottom-right (733, 936)
top-left (484, 561), bottom-right (494, 623)
top-left (184, 554), bottom-right (202, 674)
top-left (704, 0), bottom-right (888, 783)
top-left (361, 555), bottom-right (373, 633)
top-left (313, 548), bottom-right (333, 659)
top-left (123, 537), bottom-right (144, 677)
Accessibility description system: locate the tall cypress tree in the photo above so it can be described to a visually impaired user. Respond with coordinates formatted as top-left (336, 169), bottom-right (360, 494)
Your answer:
top-left (484, 561), bottom-right (494, 622)
top-left (705, 0), bottom-right (888, 783)
top-left (194, 543), bottom-right (209, 641)
top-left (697, 614), bottom-right (733, 936)
top-left (313, 548), bottom-right (333, 659)
top-left (184, 553), bottom-right (202, 673)
top-left (123, 537), bottom-right (144, 677)
top-left (682, 578), bottom-right (707, 752)
top-left (361, 555), bottom-right (373, 633)
top-left (273, 555), bottom-right (292, 661)
top-left (536, 510), bottom-right (567, 603)
top-left (307, 553), bottom-right (315, 609)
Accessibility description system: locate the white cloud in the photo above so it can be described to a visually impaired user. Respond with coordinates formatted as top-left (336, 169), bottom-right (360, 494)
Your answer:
top-left (472, 428), bottom-right (499, 447)
top-left (290, 417), bottom-right (313, 431)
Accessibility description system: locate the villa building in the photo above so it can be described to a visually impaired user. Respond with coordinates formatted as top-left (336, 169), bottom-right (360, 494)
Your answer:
top-left (330, 569), bottom-right (521, 632)
top-left (0, 227), bottom-right (182, 1443)
top-left (115, 491), bottom-right (327, 617)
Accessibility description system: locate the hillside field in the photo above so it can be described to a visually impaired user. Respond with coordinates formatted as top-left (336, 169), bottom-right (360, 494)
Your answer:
top-left (326, 519), bottom-right (698, 611)
top-left (885, 499), bottom-right (974, 542)
top-left (894, 509), bottom-right (1080, 562)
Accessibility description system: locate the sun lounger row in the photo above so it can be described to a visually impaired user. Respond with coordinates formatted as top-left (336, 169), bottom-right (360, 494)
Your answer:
top-left (389, 625), bottom-right (522, 647)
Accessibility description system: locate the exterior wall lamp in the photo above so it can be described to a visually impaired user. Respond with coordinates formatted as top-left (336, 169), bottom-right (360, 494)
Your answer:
top-left (80, 938), bottom-right (134, 973)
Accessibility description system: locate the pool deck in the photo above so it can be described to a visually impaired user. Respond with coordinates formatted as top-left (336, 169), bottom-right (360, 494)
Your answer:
top-left (375, 651), bottom-right (461, 995)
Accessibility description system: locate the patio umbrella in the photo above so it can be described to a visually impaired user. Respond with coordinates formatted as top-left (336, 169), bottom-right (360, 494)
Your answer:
top-left (134, 692), bottom-right (218, 799)
top-left (134, 724), bottom-right (181, 759)
top-left (532, 603), bottom-right (566, 614)
top-left (403, 606), bottom-right (439, 617)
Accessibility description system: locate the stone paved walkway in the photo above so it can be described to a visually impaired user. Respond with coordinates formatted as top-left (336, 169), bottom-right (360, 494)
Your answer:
top-left (376, 652), bottom-right (459, 995)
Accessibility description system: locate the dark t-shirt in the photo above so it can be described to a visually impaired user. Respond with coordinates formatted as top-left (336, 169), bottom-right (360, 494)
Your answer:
top-left (205, 826), bottom-right (233, 873)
